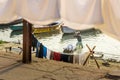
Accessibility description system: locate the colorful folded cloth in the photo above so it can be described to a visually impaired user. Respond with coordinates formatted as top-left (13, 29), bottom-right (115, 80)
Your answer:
top-left (74, 54), bottom-right (79, 64)
top-left (53, 52), bottom-right (61, 61)
top-left (46, 49), bottom-right (51, 60)
top-left (32, 34), bottom-right (38, 51)
top-left (50, 51), bottom-right (54, 60)
top-left (36, 41), bottom-right (41, 57)
top-left (60, 54), bottom-right (69, 62)
top-left (60, 54), bottom-right (74, 63)
top-left (69, 55), bottom-right (74, 63)
top-left (43, 46), bottom-right (47, 58)
top-left (38, 43), bottom-right (43, 58)
top-left (35, 41), bottom-right (75, 63)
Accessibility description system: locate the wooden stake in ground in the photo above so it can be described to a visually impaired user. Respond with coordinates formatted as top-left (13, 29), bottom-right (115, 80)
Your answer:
top-left (23, 19), bottom-right (32, 63)
top-left (83, 44), bottom-right (100, 69)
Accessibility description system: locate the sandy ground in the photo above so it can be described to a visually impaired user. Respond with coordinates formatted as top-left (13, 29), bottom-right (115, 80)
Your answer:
top-left (0, 43), bottom-right (120, 80)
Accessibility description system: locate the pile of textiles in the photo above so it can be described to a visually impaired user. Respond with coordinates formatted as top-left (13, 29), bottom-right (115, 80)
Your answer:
top-left (35, 41), bottom-right (74, 63)
top-left (32, 34), bottom-right (88, 64)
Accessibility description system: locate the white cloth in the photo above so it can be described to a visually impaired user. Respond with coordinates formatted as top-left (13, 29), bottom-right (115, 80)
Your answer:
top-left (102, 0), bottom-right (120, 37)
top-left (74, 52), bottom-right (89, 65)
top-left (0, 0), bottom-right (120, 37)
top-left (60, 0), bottom-right (103, 24)
top-left (16, 0), bottom-right (60, 25)
top-left (0, 0), bottom-right (103, 25)
top-left (46, 49), bottom-right (51, 59)
top-left (79, 52), bottom-right (89, 65)
top-left (0, 0), bottom-right (18, 23)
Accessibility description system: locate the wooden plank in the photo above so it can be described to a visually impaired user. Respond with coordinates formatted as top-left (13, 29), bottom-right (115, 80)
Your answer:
top-left (0, 18), bottom-right (22, 26)
top-left (22, 19), bottom-right (32, 63)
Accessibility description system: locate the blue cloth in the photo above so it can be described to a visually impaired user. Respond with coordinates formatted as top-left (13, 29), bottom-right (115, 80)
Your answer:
top-left (43, 46), bottom-right (47, 58)
top-left (36, 41), bottom-right (47, 58)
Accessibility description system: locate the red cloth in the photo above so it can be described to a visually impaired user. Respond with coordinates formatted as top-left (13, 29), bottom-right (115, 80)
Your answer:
top-left (53, 52), bottom-right (61, 61)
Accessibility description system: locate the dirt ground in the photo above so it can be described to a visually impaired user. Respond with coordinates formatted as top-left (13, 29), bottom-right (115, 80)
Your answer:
top-left (0, 43), bottom-right (120, 80)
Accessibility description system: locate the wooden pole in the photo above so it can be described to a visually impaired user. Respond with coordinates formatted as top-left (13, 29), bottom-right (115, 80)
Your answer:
top-left (83, 44), bottom-right (100, 69)
top-left (22, 19), bottom-right (32, 63)
top-left (83, 45), bottom-right (96, 66)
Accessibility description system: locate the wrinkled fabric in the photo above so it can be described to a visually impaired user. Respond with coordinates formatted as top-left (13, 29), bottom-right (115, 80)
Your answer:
top-left (36, 41), bottom-right (41, 57)
top-left (16, 0), bottom-right (60, 25)
top-left (0, 0), bottom-right (120, 37)
top-left (60, 0), bottom-right (103, 24)
top-left (102, 0), bottom-right (120, 37)
top-left (43, 46), bottom-right (47, 58)
top-left (32, 34), bottom-right (38, 51)
top-left (38, 43), bottom-right (43, 58)
top-left (53, 52), bottom-right (61, 61)
top-left (0, 0), bottom-right (18, 23)
top-left (0, 0), bottom-right (103, 24)
top-left (46, 49), bottom-right (51, 59)
top-left (60, 54), bottom-right (69, 62)
top-left (60, 54), bottom-right (74, 63)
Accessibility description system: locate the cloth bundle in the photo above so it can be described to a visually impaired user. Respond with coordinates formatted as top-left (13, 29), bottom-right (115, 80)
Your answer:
top-left (32, 35), bottom-right (87, 64)
top-left (35, 41), bottom-right (74, 63)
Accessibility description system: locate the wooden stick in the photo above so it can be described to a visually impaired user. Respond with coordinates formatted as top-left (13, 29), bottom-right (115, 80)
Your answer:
top-left (92, 46), bottom-right (96, 51)
top-left (86, 44), bottom-right (91, 51)
top-left (86, 44), bottom-right (96, 52)
top-left (83, 44), bottom-right (96, 66)
top-left (83, 44), bottom-right (91, 66)
top-left (83, 52), bottom-right (91, 66)
top-left (91, 54), bottom-right (100, 69)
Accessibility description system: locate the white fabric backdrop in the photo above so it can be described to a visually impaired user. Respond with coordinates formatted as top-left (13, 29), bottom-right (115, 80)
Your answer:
top-left (0, 0), bottom-right (18, 23)
top-left (102, 0), bottom-right (120, 37)
top-left (16, 0), bottom-right (60, 25)
top-left (60, 0), bottom-right (103, 24)
top-left (0, 0), bottom-right (120, 37)
top-left (0, 0), bottom-right (103, 25)
top-left (60, 0), bottom-right (103, 30)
